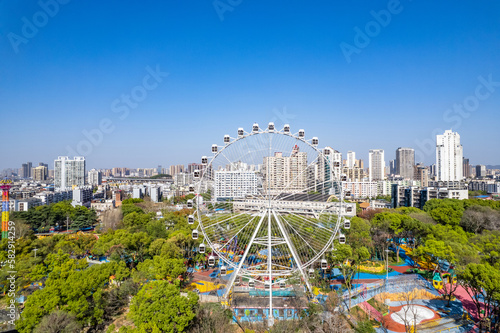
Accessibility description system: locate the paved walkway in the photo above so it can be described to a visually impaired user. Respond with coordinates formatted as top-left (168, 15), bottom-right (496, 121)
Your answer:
top-left (359, 301), bottom-right (382, 322)
top-left (452, 285), bottom-right (486, 322)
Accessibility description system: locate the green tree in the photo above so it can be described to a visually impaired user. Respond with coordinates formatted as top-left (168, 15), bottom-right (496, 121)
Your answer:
top-left (121, 204), bottom-right (145, 217)
top-left (327, 243), bottom-right (370, 310)
top-left (413, 239), bottom-right (462, 306)
top-left (346, 217), bottom-right (372, 251)
top-left (470, 230), bottom-right (500, 268)
top-left (93, 229), bottom-right (152, 265)
top-left (148, 238), bottom-right (183, 259)
top-left (355, 320), bottom-right (376, 333)
top-left (17, 260), bottom-right (130, 332)
top-left (459, 263), bottom-right (500, 332)
top-left (135, 256), bottom-right (186, 283)
top-left (423, 199), bottom-right (465, 226)
top-left (129, 280), bottom-right (198, 332)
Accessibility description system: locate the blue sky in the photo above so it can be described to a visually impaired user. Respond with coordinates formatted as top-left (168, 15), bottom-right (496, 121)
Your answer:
top-left (1, 0), bottom-right (499, 170)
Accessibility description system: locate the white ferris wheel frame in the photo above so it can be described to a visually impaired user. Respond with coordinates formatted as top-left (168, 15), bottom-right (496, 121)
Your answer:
top-left (192, 124), bottom-right (347, 314)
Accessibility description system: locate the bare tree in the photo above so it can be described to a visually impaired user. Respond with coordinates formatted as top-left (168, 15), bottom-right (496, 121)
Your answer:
top-left (188, 303), bottom-right (235, 333)
top-left (460, 205), bottom-right (500, 233)
top-left (14, 220), bottom-right (33, 238)
top-left (34, 310), bottom-right (82, 333)
top-left (100, 208), bottom-right (123, 231)
top-left (391, 278), bottom-right (425, 333)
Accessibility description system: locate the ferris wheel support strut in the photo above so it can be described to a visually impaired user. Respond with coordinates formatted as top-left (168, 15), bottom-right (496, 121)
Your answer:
top-left (272, 209), bottom-right (313, 294)
top-left (267, 208), bottom-right (274, 326)
top-left (223, 212), bottom-right (267, 299)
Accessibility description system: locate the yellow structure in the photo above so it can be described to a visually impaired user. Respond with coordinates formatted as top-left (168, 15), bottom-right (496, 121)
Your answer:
top-left (190, 280), bottom-right (225, 293)
top-left (375, 289), bottom-right (441, 303)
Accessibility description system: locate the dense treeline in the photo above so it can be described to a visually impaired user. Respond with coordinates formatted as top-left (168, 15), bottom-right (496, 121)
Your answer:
top-left (12, 201), bottom-right (97, 232)
top-left (1, 197), bottom-right (499, 332)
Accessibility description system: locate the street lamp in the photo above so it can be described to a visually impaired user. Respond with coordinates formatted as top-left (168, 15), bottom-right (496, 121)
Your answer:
top-left (385, 249), bottom-right (390, 280)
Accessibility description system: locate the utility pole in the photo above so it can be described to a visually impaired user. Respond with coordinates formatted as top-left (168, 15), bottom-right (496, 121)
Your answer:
top-left (33, 248), bottom-right (38, 258)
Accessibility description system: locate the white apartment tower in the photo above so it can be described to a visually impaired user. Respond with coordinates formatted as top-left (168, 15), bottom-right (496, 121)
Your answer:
top-left (436, 130), bottom-right (463, 181)
top-left (88, 169), bottom-right (102, 186)
top-left (368, 149), bottom-right (385, 181)
top-left (214, 170), bottom-right (258, 199)
top-left (54, 156), bottom-right (86, 190)
top-left (346, 151), bottom-right (356, 169)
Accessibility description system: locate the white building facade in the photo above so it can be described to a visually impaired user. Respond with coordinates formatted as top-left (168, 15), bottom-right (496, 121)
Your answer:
top-left (342, 181), bottom-right (378, 198)
top-left (54, 156), bottom-right (86, 190)
top-left (368, 149), bottom-right (385, 181)
top-left (346, 151), bottom-right (356, 169)
top-left (214, 170), bottom-right (258, 200)
top-left (88, 169), bottom-right (102, 186)
top-left (436, 130), bottom-right (463, 181)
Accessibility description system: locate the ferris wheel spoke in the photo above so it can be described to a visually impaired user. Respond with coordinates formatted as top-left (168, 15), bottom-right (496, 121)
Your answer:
top-left (278, 213), bottom-right (319, 256)
top-left (289, 212), bottom-right (334, 233)
top-left (202, 212), bottom-right (249, 229)
top-left (223, 211), bottom-right (267, 299)
top-left (219, 214), bottom-right (259, 249)
top-left (218, 150), bottom-right (239, 171)
top-left (281, 214), bottom-right (330, 252)
top-left (279, 216), bottom-right (319, 266)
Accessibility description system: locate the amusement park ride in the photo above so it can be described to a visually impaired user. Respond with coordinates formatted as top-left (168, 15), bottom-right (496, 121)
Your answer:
top-left (189, 123), bottom-right (354, 324)
top-left (1, 179), bottom-right (12, 239)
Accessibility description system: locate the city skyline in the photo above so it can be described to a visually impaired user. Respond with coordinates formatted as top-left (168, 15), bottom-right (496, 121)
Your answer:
top-left (4, 130), bottom-right (500, 176)
top-left (1, 2), bottom-right (499, 169)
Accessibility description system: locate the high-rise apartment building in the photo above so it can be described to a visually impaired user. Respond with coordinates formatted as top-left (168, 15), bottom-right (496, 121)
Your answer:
top-left (414, 163), bottom-right (429, 187)
top-left (38, 163), bottom-right (49, 179)
top-left (54, 156), bottom-right (86, 190)
top-left (463, 158), bottom-right (470, 178)
top-left (150, 186), bottom-right (162, 203)
top-left (33, 166), bottom-right (48, 181)
top-left (322, 147), bottom-right (342, 175)
top-left (368, 149), bottom-right (385, 181)
top-left (396, 147), bottom-right (415, 180)
top-left (263, 146), bottom-right (307, 194)
top-left (346, 151), bottom-right (356, 169)
top-left (436, 130), bottom-right (463, 181)
top-left (389, 160), bottom-right (396, 175)
top-left (88, 169), bottom-right (102, 186)
top-left (475, 165), bottom-right (486, 178)
top-left (214, 170), bottom-right (258, 199)
top-left (169, 164), bottom-right (185, 176)
top-left (342, 166), bottom-right (365, 182)
top-left (355, 159), bottom-right (364, 169)
top-left (20, 162), bottom-right (33, 178)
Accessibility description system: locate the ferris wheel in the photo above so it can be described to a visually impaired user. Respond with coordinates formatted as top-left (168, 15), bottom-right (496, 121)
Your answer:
top-left (188, 123), bottom-right (355, 319)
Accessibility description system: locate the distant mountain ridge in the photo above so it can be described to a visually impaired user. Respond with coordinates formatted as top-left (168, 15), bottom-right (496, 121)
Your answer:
top-left (486, 165), bottom-right (500, 169)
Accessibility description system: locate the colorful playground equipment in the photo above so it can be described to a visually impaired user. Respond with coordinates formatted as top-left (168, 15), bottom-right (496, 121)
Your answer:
top-left (442, 272), bottom-right (457, 284)
top-left (190, 280), bottom-right (226, 294)
top-left (432, 273), bottom-right (443, 289)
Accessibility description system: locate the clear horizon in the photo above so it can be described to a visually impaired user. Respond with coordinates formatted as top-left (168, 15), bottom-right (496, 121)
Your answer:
top-left (1, 1), bottom-right (499, 170)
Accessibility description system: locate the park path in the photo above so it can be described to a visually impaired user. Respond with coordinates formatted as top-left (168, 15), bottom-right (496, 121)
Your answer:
top-left (359, 301), bottom-right (382, 322)
top-left (451, 285), bottom-right (485, 321)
